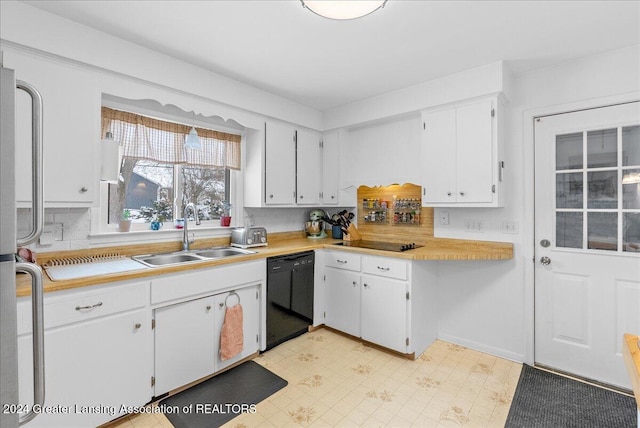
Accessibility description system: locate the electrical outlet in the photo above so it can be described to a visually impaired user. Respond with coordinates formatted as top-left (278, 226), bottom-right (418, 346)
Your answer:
top-left (502, 220), bottom-right (519, 234)
top-left (464, 219), bottom-right (484, 232)
top-left (439, 211), bottom-right (450, 225)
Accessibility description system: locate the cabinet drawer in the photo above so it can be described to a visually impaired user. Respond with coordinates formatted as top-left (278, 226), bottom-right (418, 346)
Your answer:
top-left (17, 281), bottom-right (148, 334)
top-left (362, 256), bottom-right (408, 280)
top-left (325, 251), bottom-right (361, 271)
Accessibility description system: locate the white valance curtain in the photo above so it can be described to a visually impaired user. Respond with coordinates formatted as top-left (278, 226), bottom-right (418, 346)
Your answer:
top-left (101, 106), bottom-right (241, 170)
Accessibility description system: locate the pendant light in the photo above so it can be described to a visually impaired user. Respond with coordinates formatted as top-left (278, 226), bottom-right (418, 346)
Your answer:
top-left (100, 131), bottom-right (121, 182)
top-left (301, 0), bottom-right (387, 20)
top-left (185, 111), bottom-right (202, 149)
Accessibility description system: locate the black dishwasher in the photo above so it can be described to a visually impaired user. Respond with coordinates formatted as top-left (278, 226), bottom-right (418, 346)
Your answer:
top-left (266, 251), bottom-right (314, 350)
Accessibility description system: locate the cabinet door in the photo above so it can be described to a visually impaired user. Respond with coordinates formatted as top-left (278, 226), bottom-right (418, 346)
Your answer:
top-left (19, 309), bottom-right (151, 428)
top-left (324, 268), bottom-right (360, 337)
top-left (361, 275), bottom-right (408, 353)
top-left (296, 129), bottom-right (321, 205)
top-left (456, 99), bottom-right (494, 203)
top-left (265, 121), bottom-right (296, 205)
top-left (14, 53), bottom-right (97, 206)
top-left (214, 286), bottom-right (260, 372)
top-left (421, 107), bottom-right (457, 204)
top-left (321, 132), bottom-right (340, 205)
top-left (154, 296), bottom-right (216, 395)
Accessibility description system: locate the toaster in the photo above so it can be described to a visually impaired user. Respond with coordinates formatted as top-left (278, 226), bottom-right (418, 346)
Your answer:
top-left (230, 227), bottom-right (268, 248)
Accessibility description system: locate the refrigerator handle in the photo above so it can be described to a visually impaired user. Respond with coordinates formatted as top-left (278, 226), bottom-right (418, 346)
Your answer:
top-left (16, 263), bottom-right (45, 426)
top-left (15, 80), bottom-right (43, 246)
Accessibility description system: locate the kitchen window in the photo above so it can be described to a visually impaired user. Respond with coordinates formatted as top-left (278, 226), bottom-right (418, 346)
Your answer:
top-left (101, 107), bottom-right (240, 230)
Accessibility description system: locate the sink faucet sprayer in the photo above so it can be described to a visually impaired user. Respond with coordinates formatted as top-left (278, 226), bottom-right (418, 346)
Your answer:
top-left (183, 202), bottom-right (200, 251)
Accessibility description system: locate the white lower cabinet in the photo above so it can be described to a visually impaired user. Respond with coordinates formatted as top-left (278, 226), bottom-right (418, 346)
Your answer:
top-left (360, 274), bottom-right (408, 353)
top-left (18, 281), bottom-right (152, 428)
top-left (323, 251), bottom-right (437, 356)
top-left (324, 268), bottom-right (361, 338)
top-left (213, 287), bottom-right (260, 372)
top-left (153, 285), bottom-right (261, 396)
top-left (153, 296), bottom-right (216, 396)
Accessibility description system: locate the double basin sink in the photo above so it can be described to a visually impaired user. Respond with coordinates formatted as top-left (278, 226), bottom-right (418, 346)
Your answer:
top-left (132, 246), bottom-right (256, 268)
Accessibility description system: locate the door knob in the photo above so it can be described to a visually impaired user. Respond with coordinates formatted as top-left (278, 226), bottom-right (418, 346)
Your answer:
top-left (540, 256), bottom-right (551, 266)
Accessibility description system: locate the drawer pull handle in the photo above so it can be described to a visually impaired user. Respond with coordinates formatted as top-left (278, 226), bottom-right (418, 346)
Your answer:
top-left (377, 266), bottom-right (390, 271)
top-left (75, 302), bottom-right (103, 311)
top-left (134, 323), bottom-right (141, 329)
top-left (337, 259), bottom-right (347, 264)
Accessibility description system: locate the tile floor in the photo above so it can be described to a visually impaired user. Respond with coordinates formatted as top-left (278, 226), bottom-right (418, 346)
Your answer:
top-left (110, 329), bottom-right (522, 427)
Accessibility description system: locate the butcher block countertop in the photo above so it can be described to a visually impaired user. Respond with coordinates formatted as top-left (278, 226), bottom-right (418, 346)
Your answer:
top-left (16, 232), bottom-right (513, 297)
top-left (623, 333), bottom-right (640, 409)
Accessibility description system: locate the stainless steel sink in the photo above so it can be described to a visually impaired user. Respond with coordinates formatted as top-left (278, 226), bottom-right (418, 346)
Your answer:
top-left (132, 252), bottom-right (205, 267)
top-left (193, 247), bottom-right (256, 258)
top-left (132, 246), bottom-right (256, 267)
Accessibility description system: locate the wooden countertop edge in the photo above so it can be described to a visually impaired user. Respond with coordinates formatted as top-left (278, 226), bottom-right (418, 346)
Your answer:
top-left (16, 235), bottom-right (513, 297)
top-left (623, 333), bottom-right (640, 409)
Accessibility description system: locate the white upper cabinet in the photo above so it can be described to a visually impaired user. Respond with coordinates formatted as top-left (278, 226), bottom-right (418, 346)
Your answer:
top-left (265, 121), bottom-right (297, 205)
top-left (296, 128), bottom-right (322, 205)
top-left (320, 131), bottom-right (340, 205)
top-left (421, 96), bottom-right (504, 207)
top-left (13, 53), bottom-right (98, 207)
top-left (246, 120), bottom-right (341, 207)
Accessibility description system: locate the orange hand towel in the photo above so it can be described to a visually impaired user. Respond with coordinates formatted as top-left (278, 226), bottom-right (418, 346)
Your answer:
top-left (220, 304), bottom-right (244, 361)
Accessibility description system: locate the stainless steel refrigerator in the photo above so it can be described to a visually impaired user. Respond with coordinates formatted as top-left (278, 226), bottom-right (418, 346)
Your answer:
top-left (1, 62), bottom-right (46, 427)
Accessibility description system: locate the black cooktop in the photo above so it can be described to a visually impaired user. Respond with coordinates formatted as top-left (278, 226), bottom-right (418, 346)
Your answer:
top-left (334, 240), bottom-right (423, 252)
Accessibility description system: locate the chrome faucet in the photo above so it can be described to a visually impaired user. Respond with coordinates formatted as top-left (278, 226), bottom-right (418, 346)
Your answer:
top-left (182, 202), bottom-right (201, 251)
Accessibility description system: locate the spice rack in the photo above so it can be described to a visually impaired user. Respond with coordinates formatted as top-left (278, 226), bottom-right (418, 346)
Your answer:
top-left (362, 199), bottom-right (388, 224)
top-left (392, 198), bottom-right (421, 225)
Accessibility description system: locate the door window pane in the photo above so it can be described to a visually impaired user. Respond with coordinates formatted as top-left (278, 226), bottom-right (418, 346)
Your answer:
top-left (556, 173), bottom-right (583, 209)
top-left (587, 128), bottom-right (617, 168)
top-left (588, 212), bottom-right (617, 251)
top-left (624, 212), bottom-right (640, 252)
top-left (556, 212), bottom-right (583, 249)
top-left (556, 133), bottom-right (583, 170)
top-left (587, 171), bottom-right (617, 209)
top-left (623, 168), bottom-right (640, 209)
top-left (622, 125), bottom-right (640, 166)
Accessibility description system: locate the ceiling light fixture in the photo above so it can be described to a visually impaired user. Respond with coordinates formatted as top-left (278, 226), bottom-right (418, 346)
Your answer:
top-left (301, 0), bottom-right (387, 20)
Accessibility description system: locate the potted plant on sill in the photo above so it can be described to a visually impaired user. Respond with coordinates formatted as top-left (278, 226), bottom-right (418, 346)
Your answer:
top-left (215, 201), bottom-right (232, 227)
top-left (119, 209), bottom-right (132, 232)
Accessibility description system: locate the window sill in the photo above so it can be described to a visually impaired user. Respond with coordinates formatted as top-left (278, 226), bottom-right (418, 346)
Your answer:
top-left (88, 224), bottom-right (234, 247)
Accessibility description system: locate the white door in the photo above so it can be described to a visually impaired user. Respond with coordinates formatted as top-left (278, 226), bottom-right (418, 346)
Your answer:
top-left (534, 101), bottom-right (640, 389)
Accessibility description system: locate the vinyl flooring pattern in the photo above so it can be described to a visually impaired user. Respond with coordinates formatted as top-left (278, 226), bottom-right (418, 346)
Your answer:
top-left (110, 329), bottom-right (522, 427)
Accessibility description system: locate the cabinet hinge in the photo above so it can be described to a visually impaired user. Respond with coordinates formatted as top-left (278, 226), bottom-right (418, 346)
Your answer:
top-left (151, 376), bottom-right (155, 387)
top-left (319, 140), bottom-right (323, 148)
top-left (152, 319), bottom-right (155, 330)
top-left (293, 132), bottom-right (297, 143)
top-left (492, 184), bottom-right (496, 194)
top-left (423, 122), bottom-right (426, 130)
top-left (491, 108), bottom-right (495, 118)
top-left (323, 274), bottom-right (326, 282)
top-left (406, 337), bottom-right (410, 346)
top-left (319, 192), bottom-right (323, 199)
top-left (323, 311), bottom-right (326, 319)
top-left (256, 334), bottom-right (259, 343)
top-left (423, 188), bottom-right (426, 196)
top-left (406, 291), bottom-right (410, 300)
top-left (256, 290), bottom-right (259, 300)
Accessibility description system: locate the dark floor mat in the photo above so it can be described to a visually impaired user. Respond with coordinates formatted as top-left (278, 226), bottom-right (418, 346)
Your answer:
top-left (505, 364), bottom-right (636, 428)
top-left (160, 361), bottom-right (287, 428)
